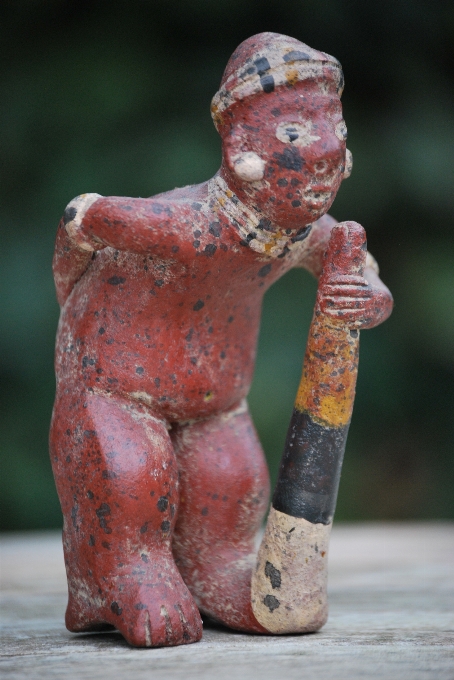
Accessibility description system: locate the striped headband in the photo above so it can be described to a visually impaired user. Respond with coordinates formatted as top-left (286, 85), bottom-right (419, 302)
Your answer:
top-left (211, 42), bottom-right (344, 128)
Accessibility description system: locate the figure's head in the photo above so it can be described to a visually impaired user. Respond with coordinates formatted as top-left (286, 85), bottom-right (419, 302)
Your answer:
top-left (212, 33), bottom-right (353, 230)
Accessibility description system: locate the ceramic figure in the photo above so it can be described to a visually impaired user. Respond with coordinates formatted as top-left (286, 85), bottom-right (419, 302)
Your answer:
top-left (50, 32), bottom-right (393, 647)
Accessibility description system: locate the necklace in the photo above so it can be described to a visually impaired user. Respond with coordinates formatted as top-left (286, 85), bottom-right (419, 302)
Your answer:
top-left (207, 174), bottom-right (312, 259)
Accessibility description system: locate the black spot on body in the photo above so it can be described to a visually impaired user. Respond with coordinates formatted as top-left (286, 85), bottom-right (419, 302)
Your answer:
top-left (273, 147), bottom-right (304, 172)
top-left (111, 602), bottom-right (122, 616)
top-left (194, 230), bottom-right (201, 238)
top-left (89, 535), bottom-right (95, 546)
top-left (136, 366), bottom-right (144, 375)
top-left (192, 202), bottom-right (202, 210)
top-left (107, 276), bottom-right (126, 286)
top-left (155, 279), bottom-right (164, 287)
top-left (265, 561), bottom-right (282, 589)
top-left (171, 245), bottom-right (179, 253)
top-left (157, 496), bottom-right (169, 512)
top-left (271, 107), bottom-right (281, 117)
top-left (291, 225), bottom-right (312, 243)
top-left (204, 243), bottom-right (217, 257)
top-left (292, 200), bottom-right (301, 207)
top-left (63, 206), bottom-right (77, 224)
top-left (193, 300), bottom-right (205, 311)
top-left (96, 503), bottom-right (112, 533)
top-left (258, 217), bottom-right (272, 232)
top-left (193, 240), bottom-right (200, 248)
top-left (263, 594), bottom-right (280, 612)
top-left (260, 75), bottom-right (275, 93)
top-left (258, 264), bottom-right (272, 277)
top-left (209, 222), bottom-right (221, 237)
top-left (87, 490), bottom-right (94, 499)
top-left (135, 603), bottom-right (146, 610)
top-left (96, 503), bottom-right (111, 518)
top-left (254, 57), bottom-right (270, 74)
top-left (84, 430), bottom-right (96, 438)
top-left (82, 356), bottom-right (95, 368)
top-left (283, 50), bottom-right (311, 62)
top-left (98, 327), bottom-right (105, 335)
top-left (161, 520), bottom-right (171, 532)
top-left (201, 507), bottom-right (208, 516)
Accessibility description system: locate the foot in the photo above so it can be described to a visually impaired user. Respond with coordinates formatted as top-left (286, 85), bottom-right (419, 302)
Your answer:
top-left (176, 545), bottom-right (267, 634)
top-left (66, 552), bottom-right (203, 647)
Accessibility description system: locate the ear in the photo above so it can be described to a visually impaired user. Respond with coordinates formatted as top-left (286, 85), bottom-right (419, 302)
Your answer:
top-left (343, 149), bottom-right (353, 179)
top-left (223, 127), bottom-right (266, 182)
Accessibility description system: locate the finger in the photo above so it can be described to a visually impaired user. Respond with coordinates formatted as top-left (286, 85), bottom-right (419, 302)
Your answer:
top-left (322, 285), bottom-right (373, 298)
top-left (321, 221), bottom-right (367, 280)
top-left (321, 297), bottom-right (370, 310)
top-left (323, 274), bottom-right (369, 287)
top-left (323, 308), bottom-right (373, 321)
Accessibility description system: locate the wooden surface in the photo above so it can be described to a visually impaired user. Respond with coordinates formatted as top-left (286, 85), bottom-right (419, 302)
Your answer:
top-left (1, 523), bottom-right (453, 679)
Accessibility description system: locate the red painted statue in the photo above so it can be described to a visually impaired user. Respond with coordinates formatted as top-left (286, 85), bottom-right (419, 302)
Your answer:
top-left (50, 33), bottom-right (393, 646)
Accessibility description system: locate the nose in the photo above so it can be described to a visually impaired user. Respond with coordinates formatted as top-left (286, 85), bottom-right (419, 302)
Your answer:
top-left (303, 129), bottom-right (345, 179)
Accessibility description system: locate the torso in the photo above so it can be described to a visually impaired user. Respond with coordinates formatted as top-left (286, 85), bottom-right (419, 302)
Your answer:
top-left (55, 181), bottom-right (313, 421)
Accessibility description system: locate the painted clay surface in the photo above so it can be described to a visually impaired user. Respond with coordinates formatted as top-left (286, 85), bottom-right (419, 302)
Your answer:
top-left (50, 32), bottom-right (393, 647)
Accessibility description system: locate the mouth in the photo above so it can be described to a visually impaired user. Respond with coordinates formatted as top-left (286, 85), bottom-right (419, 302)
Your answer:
top-left (303, 189), bottom-right (333, 206)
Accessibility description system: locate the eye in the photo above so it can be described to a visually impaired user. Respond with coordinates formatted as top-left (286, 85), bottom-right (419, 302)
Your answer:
top-left (275, 121), bottom-right (320, 147)
top-left (335, 120), bottom-right (348, 141)
top-left (314, 160), bottom-right (328, 174)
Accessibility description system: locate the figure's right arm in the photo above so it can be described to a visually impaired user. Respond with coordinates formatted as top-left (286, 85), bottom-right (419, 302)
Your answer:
top-left (53, 194), bottom-right (101, 307)
top-left (53, 192), bottom-right (199, 306)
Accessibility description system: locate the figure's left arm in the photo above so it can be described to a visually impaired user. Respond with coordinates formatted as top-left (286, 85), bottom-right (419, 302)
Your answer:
top-left (299, 213), bottom-right (393, 329)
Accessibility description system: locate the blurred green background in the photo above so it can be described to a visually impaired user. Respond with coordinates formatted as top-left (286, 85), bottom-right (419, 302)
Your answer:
top-left (1, 0), bottom-right (453, 531)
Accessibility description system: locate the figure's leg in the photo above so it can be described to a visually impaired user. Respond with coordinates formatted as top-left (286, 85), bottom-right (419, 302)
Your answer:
top-left (50, 388), bottom-right (202, 647)
top-left (171, 400), bottom-right (270, 633)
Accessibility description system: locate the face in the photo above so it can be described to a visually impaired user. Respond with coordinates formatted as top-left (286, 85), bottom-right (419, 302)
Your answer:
top-left (221, 76), bottom-right (349, 230)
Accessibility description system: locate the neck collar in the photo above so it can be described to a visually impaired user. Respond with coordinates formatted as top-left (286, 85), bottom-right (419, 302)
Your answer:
top-left (207, 174), bottom-right (312, 259)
